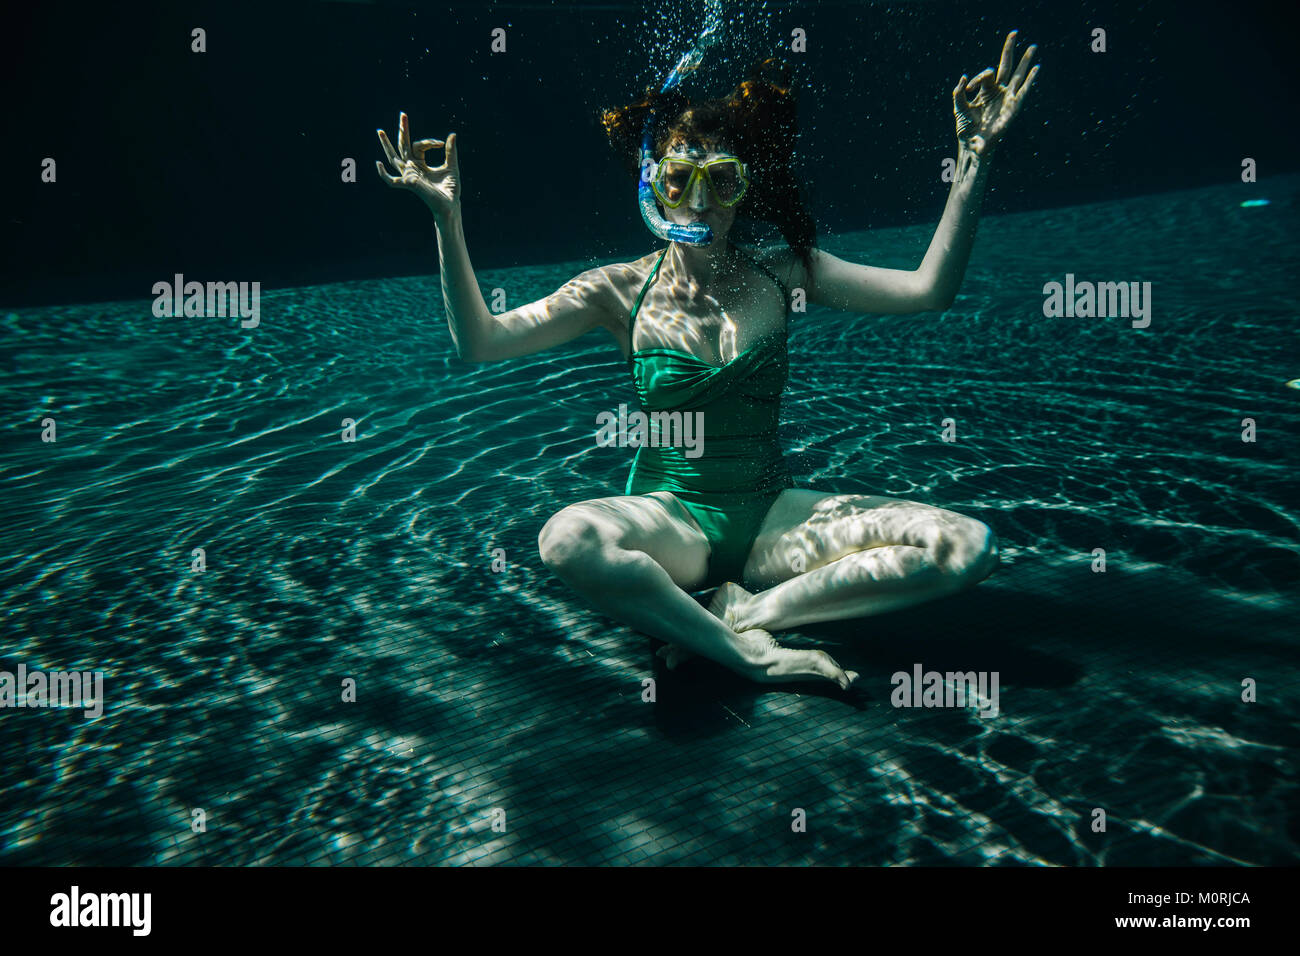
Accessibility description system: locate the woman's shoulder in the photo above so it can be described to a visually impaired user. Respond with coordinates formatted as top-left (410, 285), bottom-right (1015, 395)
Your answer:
top-left (594, 249), bottom-right (664, 291)
top-left (748, 242), bottom-right (812, 297)
top-left (563, 249), bottom-right (662, 297)
top-left (577, 249), bottom-right (665, 337)
top-left (613, 247), bottom-right (665, 276)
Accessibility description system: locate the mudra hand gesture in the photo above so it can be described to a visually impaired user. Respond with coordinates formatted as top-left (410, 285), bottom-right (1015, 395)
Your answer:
top-left (375, 111), bottom-right (461, 221)
top-left (953, 30), bottom-right (1039, 156)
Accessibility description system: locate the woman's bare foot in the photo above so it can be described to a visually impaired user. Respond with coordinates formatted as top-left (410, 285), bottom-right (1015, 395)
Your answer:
top-left (740, 629), bottom-right (858, 689)
top-left (656, 583), bottom-right (754, 669)
top-left (655, 642), bottom-right (689, 670)
top-left (657, 618), bottom-right (857, 690)
top-left (708, 581), bottom-right (756, 630)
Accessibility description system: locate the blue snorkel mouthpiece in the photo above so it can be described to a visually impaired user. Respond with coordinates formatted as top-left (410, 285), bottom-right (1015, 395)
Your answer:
top-left (638, 0), bottom-right (725, 246)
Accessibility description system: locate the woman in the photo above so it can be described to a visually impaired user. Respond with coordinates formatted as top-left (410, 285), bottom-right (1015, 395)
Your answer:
top-left (376, 31), bottom-right (1039, 691)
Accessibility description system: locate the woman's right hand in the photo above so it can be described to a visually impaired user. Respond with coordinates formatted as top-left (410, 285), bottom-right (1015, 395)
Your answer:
top-left (375, 112), bottom-right (461, 221)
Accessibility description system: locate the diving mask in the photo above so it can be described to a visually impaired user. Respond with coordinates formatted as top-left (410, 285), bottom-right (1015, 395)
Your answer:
top-left (649, 156), bottom-right (750, 208)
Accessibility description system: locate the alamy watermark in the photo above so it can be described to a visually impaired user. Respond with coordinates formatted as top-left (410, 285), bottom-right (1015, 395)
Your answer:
top-left (1042, 273), bottom-right (1151, 328)
top-left (596, 405), bottom-right (704, 458)
top-left (0, 663), bottom-right (104, 718)
top-left (891, 662), bottom-right (999, 718)
top-left (49, 886), bottom-right (150, 936)
top-left (152, 273), bottom-right (259, 328)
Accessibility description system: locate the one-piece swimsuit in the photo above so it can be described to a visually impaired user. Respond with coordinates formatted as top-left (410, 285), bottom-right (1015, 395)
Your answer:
top-left (625, 242), bottom-right (795, 589)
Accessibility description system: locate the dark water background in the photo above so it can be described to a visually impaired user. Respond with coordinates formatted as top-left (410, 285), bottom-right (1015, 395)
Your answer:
top-left (2, 0), bottom-right (1298, 865)
top-left (2, 0), bottom-right (1297, 305)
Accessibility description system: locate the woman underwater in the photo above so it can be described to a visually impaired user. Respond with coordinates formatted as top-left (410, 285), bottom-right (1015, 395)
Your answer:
top-left (376, 31), bottom-right (1039, 691)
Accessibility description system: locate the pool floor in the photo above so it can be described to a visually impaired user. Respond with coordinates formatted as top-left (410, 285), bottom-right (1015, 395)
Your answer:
top-left (1, 177), bottom-right (1297, 865)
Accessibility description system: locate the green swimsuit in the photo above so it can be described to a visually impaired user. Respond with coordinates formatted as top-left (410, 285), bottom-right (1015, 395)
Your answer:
top-left (625, 243), bottom-right (795, 590)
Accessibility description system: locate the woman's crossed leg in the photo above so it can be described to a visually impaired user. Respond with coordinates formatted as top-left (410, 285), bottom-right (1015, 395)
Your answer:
top-left (537, 490), bottom-right (857, 689)
top-left (717, 488), bottom-right (1001, 634)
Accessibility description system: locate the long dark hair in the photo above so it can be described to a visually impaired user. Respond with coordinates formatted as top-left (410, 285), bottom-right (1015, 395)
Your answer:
top-left (599, 57), bottom-right (816, 276)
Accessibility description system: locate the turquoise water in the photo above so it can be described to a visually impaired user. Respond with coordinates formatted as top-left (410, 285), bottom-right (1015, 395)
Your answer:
top-left (1, 177), bottom-right (1297, 865)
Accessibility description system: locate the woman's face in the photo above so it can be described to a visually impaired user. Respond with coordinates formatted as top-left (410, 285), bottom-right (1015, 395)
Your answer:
top-left (656, 141), bottom-right (743, 247)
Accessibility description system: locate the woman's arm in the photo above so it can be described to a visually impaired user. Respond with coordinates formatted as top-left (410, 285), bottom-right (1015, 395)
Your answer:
top-left (807, 31), bottom-right (1039, 316)
top-left (433, 205), bottom-right (614, 363)
top-left (913, 138), bottom-right (994, 311)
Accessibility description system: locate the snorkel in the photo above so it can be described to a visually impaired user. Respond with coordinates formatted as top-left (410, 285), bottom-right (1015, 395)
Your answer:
top-left (637, 0), bottom-right (725, 245)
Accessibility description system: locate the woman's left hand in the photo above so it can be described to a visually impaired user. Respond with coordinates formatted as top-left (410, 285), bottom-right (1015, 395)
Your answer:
top-left (953, 30), bottom-right (1039, 156)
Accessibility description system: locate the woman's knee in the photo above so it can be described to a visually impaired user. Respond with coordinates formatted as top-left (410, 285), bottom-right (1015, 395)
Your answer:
top-left (538, 506), bottom-right (614, 574)
top-left (944, 520), bottom-right (1000, 584)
